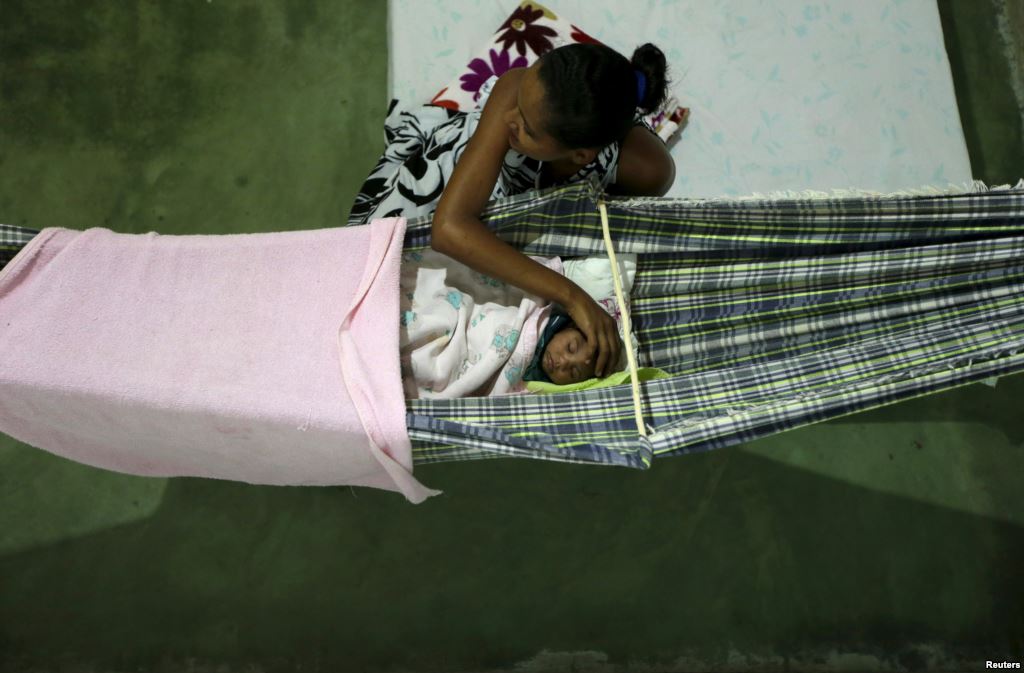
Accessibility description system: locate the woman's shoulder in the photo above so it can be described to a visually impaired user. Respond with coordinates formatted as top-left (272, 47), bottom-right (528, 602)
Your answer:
top-left (611, 125), bottom-right (675, 196)
top-left (496, 67), bottom-right (527, 88)
top-left (480, 68), bottom-right (526, 110)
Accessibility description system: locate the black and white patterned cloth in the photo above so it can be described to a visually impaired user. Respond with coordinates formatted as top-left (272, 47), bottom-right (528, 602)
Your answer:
top-left (347, 76), bottom-right (643, 226)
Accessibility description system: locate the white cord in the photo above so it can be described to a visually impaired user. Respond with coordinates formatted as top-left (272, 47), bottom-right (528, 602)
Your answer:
top-left (598, 200), bottom-right (646, 438)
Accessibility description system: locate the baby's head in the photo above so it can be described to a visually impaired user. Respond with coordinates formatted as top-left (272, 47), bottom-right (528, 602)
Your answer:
top-left (523, 310), bottom-right (623, 387)
top-left (540, 323), bottom-right (597, 385)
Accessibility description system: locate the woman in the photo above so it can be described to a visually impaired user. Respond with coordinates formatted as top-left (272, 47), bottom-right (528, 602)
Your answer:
top-left (353, 42), bottom-right (675, 378)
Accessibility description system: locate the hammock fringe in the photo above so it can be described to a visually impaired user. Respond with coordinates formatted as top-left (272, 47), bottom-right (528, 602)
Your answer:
top-left (613, 178), bottom-right (1024, 208)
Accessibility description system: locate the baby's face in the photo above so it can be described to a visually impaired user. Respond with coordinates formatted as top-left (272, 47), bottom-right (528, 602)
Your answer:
top-left (542, 326), bottom-right (597, 385)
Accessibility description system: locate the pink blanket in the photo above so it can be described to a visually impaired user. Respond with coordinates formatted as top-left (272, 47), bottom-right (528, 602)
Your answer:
top-left (0, 219), bottom-right (441, 504)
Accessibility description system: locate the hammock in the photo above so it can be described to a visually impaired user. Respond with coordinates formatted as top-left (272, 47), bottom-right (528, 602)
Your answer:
top-left (403, 180), bottom-right (1024, 469)
top-left (2, 181), bottom-right (1023, 497)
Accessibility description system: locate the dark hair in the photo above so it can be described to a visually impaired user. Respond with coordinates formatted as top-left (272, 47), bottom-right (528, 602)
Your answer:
top-left (536, 42), bottom-right (668, 149)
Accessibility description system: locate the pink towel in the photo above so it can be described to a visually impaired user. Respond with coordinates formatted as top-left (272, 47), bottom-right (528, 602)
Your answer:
top-left (0, 219), bottom-right (441, 504)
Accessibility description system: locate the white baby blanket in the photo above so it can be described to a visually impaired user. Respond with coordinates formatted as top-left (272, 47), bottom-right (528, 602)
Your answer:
top-left (398, 251), bottom-right (644, 398)
top-left (0, 219), bottom-right (440, 504)
top-left (399, 249), bottom-right (561, 398)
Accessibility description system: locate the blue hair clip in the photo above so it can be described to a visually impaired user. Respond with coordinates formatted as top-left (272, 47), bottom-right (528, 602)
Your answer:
top-left (634, 70), bottom-right (647, 106)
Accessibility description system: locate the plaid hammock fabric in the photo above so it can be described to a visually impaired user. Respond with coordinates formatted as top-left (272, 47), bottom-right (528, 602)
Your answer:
top-left (403, 180), bottom-right (1024, 468)
top-left (1, 224), bottom-right (40, 270)
top-left (4, 187), bottom-right (1021, 469)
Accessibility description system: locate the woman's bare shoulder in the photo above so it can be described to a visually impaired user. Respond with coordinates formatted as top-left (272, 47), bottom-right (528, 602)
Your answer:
top-left (433, 69), bottom-right (526, 226)
top-left (613, 126), bottom-right (676, 196)
top-left (485, 67), bottom-right (527, 109)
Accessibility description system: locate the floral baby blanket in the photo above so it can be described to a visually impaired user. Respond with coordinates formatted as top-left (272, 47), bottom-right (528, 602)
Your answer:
top-left (399, 249), bottom-right (561, 399)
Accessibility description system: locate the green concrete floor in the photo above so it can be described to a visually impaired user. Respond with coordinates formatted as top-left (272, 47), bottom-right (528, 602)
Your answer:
top-left (1, 1), bottom-right (1022, 671)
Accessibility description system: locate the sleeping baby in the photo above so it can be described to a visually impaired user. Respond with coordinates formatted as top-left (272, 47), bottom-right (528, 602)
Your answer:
top-left (520, 310), bottom-right (600, 386)
top-left (399, 249), bottom-right (632, 399)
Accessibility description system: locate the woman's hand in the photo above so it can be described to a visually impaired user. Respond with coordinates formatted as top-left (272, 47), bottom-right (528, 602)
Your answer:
top-left (566, 291), bottom-right (622, 378)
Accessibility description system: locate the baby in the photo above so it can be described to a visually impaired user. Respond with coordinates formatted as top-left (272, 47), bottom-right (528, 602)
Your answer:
top-left (522, 310), bottom-right (622, 386)
top-left (397, 248), bottom-right (627, 397)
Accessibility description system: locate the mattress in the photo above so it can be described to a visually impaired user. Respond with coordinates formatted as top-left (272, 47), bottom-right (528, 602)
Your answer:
top-left (387, 0), bottom-right (972, 198)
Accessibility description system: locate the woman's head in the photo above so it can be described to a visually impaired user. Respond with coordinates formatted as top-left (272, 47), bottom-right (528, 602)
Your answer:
top-left (504, 43), bottom-right (668, 163)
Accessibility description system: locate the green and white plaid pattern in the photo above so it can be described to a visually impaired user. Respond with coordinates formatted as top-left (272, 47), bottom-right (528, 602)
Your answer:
top-left (0, 224), bottom-right (40, 270)
top-left (404, 181), bottom-right (1024, 467)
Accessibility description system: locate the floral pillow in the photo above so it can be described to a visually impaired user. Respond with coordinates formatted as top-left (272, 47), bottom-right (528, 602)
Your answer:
top-left (429, 1), bottom-right (687, 144)
top-left (429, 2), bottom-right (589, 111)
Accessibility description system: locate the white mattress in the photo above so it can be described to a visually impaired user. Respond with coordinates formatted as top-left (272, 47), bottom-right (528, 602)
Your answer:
top-left (387, 0), bottom-right (972, 198)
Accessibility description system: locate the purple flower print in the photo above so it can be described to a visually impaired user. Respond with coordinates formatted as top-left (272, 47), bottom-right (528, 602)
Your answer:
top-left (496, 5), bottom-right (557, 56)
top-left (460, 49), bottom-right (528, 101)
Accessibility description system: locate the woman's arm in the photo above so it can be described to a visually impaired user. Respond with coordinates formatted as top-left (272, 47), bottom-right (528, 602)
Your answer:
top-left (606, 125), bottom-right (676, 196)
top-left (432, 70), bottom-right (571, 306)
top-left (432, 70), bottom-right (622, 377)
